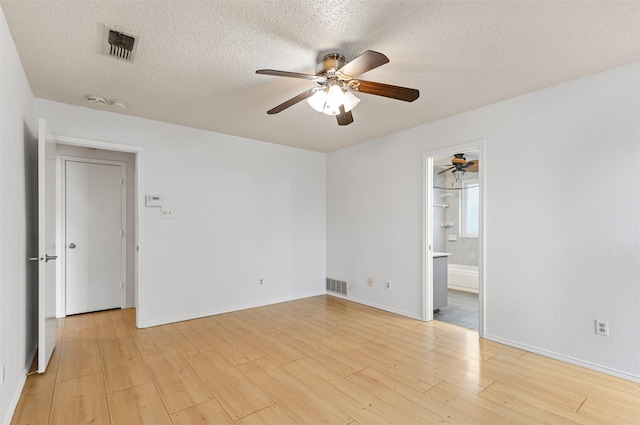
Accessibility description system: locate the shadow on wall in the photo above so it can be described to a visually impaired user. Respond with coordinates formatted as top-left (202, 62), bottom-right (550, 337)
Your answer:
top-left (23, 121), bottom-right (38, 370)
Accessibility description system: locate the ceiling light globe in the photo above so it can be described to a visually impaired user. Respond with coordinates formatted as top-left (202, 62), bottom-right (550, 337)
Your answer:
top-left (453, 170), bottom-right (465, 182)
top-left (307, 90), bottom-right (326, 112)
top-left (326, 84), bottom-right (344, 106)
top-left (323, 104), bottom-right (341, 115)
top-left (342, 90), bottom-right (360, 112)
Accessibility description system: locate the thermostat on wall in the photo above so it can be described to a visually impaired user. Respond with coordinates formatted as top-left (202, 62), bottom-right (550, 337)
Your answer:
top-left (145, 195), bottom-right (163, 207)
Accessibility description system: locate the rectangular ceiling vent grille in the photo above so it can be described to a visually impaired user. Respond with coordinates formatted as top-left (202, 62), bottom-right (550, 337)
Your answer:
top-left (102, 25), bottom-right (139, 62)
top-left (326, 278), bottom-right (347, 296)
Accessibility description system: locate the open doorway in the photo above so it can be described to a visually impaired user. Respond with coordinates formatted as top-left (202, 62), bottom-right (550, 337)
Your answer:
top-left (425, 143), bottom-right (484, 335)
top-left (53, 136), bottom-right (142, 327)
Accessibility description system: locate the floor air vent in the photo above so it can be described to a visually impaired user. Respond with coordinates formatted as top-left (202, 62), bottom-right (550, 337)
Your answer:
top-left (326, 278), bottom-right (348, 295)
top-left (102, 25), bottom-right (139, 62)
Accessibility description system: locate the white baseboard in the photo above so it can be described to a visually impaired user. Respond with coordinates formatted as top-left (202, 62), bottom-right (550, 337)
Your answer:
top-left (328, 292), bottom-right (423, 321)
top-left (3, 345), bottom-right (36, 425)
top-left (484, 333), bottom-right (640, 383)
top-left (138, 290), bottom-right (326, 328)
top-left (2, 371), bottom-right (26, 425)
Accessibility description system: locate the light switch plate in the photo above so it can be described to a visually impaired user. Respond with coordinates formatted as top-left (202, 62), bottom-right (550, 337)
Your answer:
top-left (448, 234), bottom-right (458, 241)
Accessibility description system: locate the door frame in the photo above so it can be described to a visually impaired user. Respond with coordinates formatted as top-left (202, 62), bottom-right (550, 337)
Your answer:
top-left (59, 156), bottom-right (127, 315)
top-left (423, 140), bottom-right (486, 337)
top-left (54, 135), bottom-right (144, 328)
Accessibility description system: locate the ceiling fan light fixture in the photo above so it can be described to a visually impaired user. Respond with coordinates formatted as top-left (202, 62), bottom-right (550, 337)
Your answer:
top-left (306, 86), bottom-right (342, 115)
top-left (342, 89), bottom-right (360, 112)
top-left (307, 90), bottom-right (327, 113)
top-left (323, 102), bottom-right (343, 115)
top-left (306, 85), bottom-right (360, 116)
top-left (326, 83), bottom-right (343, 103)
top-left (257, 50), bottom-right (419, 126)
top-left (323, 83), bottom-right (344, 115)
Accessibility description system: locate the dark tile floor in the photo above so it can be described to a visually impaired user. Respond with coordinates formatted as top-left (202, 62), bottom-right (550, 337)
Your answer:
top-left (434, 289), bottom-right (479, 331)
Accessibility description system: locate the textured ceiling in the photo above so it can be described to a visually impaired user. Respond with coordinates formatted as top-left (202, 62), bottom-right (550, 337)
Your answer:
top-left (2, 1), bottom-right (639, 152)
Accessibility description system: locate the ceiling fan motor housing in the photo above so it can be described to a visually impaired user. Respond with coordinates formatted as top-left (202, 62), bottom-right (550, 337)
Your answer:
top-left (316, 53), bottom-right (347, 77)
top-left (451, 153), bottom-right (467, 163)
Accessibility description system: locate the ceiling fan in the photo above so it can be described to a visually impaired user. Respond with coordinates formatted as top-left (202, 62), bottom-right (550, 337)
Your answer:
top-left (256, 50), bottom-right (419, 126)
top-left (437, 153), bottom-right (479, 176)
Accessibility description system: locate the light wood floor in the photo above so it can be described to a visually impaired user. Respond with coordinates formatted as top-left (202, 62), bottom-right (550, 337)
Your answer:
top-left (11, 296), bottom-right (640, 425)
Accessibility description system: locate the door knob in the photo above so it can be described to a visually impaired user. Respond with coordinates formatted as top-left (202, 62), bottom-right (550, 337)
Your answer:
top-left (69, 243), bottom-right (76, 249)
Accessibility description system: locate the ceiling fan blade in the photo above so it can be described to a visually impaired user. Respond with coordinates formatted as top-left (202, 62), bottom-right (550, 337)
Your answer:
top-left (256, 69), bottom-right (324, 82)
top-left (438, 166), bottom-right (455, 175)
top-left (338, 50), bottom-right (389, 77)
top-left (336, 105), bottom-right (354, 126)
top-left (266, 89), bottom-right (315, 114)
top-left (353, 80), bottom-right (419, 102)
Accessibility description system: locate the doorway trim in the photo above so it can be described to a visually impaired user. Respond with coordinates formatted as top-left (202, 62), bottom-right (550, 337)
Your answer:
top-left (54, 135), bottom-right (144, 328)
top-left (59, 156), bottom-right (127, 315)
top-left (423, 140), bottom-right (486, 337)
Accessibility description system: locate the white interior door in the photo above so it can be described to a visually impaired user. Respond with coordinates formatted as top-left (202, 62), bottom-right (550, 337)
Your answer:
top-left (37, 119), bottom-right (57, 373)
top-left (65, 160), bottom-right (123, 315)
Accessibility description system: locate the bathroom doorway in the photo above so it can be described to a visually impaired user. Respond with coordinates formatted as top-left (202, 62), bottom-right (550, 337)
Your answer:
top-left (424, 143), bottom-right (484, 335)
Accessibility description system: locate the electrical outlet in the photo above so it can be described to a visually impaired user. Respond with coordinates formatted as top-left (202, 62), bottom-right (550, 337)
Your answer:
top-left (367, 277), bottom-right (373, 287)
top-left (259, 278), bottom-right (263, 285)
top-left (385, 281), bottom-right (391, 290)
top-left (595, 320), bottom-right (609, 336)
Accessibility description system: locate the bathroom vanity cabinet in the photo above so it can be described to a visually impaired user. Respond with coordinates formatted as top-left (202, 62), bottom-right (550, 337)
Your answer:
top-left (433, 252), bottom-right (450, 312)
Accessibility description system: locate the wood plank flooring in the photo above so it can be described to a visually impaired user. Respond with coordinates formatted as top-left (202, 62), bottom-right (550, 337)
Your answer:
top-left (11, 295), bottom-right (640, 425)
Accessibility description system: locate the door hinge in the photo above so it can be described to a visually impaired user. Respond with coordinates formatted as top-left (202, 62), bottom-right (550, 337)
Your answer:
top-left (121, 229), bottom-right (124, 237)
top-left (120, 282), bottom-right (124, 289)
top-left (121, 178), bottom-right (125, 186)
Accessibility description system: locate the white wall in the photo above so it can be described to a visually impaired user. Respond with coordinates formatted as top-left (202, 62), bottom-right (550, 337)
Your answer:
top-left (327, 62), bottom-right (640, 381)
top-left (0, 8), bottom-right (37, 425)
top-left (35, 99), bottom-right (327, 328)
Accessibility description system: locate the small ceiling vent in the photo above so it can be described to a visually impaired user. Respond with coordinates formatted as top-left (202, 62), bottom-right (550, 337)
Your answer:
top-left (102, 24), bottom-right (139, 62)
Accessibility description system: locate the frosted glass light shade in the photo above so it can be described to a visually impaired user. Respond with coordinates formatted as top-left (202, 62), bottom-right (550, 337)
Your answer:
top-left (323, 104), bottom-right (341, 115)
top-left (326, 85), bottom-right (343, 106)
top-left (323, 85), bottom-right (343, 115)
top-left (307, 90), bottom-right (326, 112)
top-left (306, 86), bottom-right (361, 116)
top-left (342, 90), bottom-right (360, 112)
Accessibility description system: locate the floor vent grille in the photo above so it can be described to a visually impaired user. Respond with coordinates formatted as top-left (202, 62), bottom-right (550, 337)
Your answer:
top-left (326, 278), bottom-right (347, 295)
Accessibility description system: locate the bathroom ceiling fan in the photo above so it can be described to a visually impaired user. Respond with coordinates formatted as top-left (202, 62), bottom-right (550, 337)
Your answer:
top-left (438, 153), bottom-right (479, 175)
top-left (256, 50), bottom-right (420, 126)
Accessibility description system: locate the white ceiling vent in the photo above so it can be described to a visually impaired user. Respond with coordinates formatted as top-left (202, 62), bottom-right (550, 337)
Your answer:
top-left (102, 25), bottom-right (139, 62)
